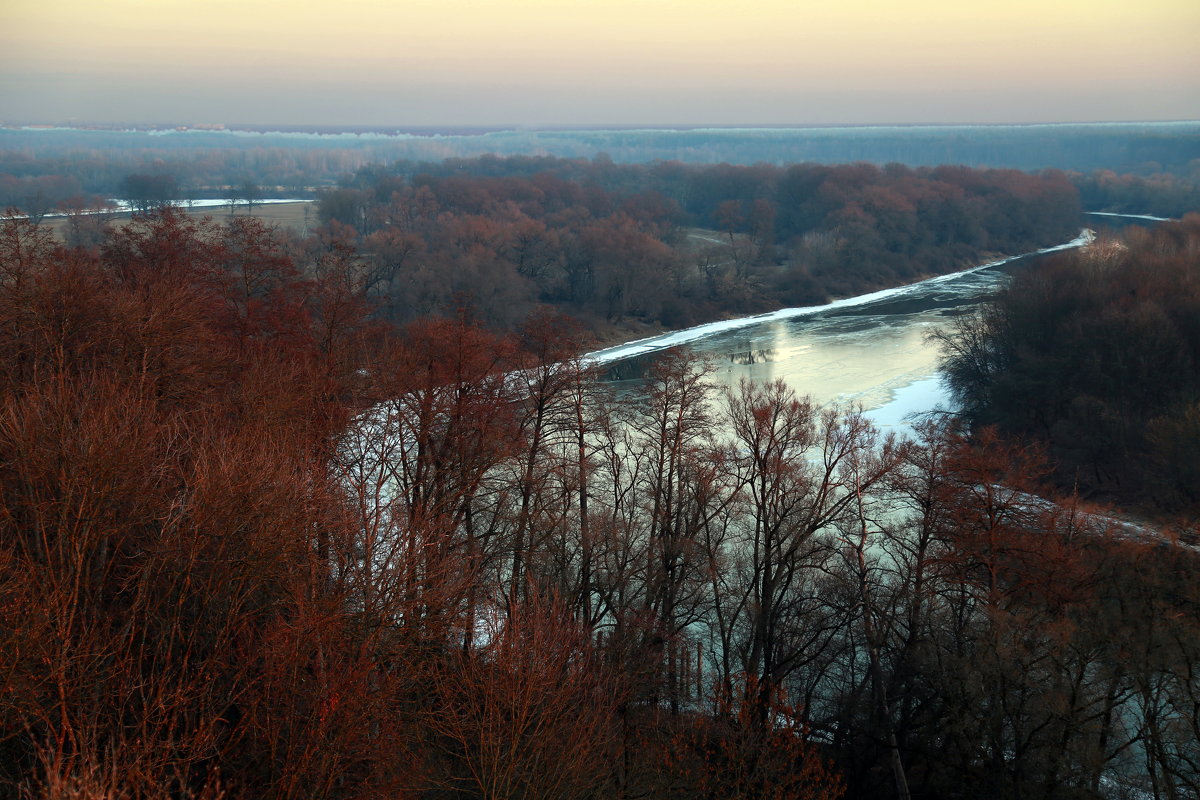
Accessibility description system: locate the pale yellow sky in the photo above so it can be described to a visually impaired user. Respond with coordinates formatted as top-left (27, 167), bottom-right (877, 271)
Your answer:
top-left (2, 0), bottom-right (1197, 125)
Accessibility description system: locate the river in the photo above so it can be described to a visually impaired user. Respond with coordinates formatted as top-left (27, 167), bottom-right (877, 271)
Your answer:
top-left (588, 222), bottom-right (1146, 432)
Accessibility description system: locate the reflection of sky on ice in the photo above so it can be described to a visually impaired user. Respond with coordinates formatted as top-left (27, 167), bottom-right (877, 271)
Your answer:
top-left (863, 376), bottom-right (952, 433)
top-left (696, 312), bottom-right (954, 434)
top-left (591, 230), bottom-right (1095, 431)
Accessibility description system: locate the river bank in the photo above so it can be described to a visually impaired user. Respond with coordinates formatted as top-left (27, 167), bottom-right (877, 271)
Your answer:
top-left (587, 229), bottom-right (1096, 366)
top-left (587, 212), bottom-right (1178, 365)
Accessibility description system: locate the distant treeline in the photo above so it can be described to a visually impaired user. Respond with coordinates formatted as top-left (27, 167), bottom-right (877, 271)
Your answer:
top-left (938, 215), bottom-right (1200, 514)
top-left (2, 122), bottom-right (1198, 202)
top-left (311, 157), bottom-right (1082, 332)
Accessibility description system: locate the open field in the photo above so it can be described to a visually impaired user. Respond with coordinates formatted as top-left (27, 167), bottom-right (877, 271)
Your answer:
top-left (39, 201), bottom-right (316, 241)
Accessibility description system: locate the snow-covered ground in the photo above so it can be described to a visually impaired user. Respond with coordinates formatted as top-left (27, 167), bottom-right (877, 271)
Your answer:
top-left (114, 198), bottom-right (308, 213)
top-left (1086, 211), bottom-right (1172, 222)
top-left (28, 198), bottom-right (311, 220)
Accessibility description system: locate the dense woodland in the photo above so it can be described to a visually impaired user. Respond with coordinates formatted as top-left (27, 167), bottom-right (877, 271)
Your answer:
top-left (1, 208), bottom-right (1198, 799)
top-left (938, 215), bottom-right (1200, 516)
top-left (307, 157), bottom-right (1084, 332)
top-left (6, 156), bottom-right (1091, 336)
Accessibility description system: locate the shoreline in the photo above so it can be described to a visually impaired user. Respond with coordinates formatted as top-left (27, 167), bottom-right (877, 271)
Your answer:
top-left (585, 229), bottom-right (1095, 364)
top-left (584, 212), bottom-right (1171, 361)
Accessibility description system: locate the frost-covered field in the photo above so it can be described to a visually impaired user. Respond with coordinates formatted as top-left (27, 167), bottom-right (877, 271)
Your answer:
top-left (29, 198), bottom-right (309, 219)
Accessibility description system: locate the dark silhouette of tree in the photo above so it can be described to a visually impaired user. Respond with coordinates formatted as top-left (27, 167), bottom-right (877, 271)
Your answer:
top-left (119, 173), bottom-right (178, 213)
top-left (936, 215), bottom-right (1200, 511)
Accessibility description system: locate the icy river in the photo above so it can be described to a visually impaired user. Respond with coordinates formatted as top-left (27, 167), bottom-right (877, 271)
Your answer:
top-left (587, 219), bottom-right (1153, 431)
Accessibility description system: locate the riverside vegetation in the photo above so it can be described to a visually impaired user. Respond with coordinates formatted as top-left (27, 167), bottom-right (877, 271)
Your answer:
top-left (0, 187), bottom-right (1197, 798)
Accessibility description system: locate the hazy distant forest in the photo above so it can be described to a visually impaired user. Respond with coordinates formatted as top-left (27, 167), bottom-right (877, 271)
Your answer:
top-left (3, 122), bottom-right (1200, 216)
top-left (2, 127), bottom-right (1199, 800)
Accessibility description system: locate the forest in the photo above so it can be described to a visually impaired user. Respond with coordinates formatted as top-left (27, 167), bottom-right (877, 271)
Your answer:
top-left (309, 157), bottom-right (1084, 334)
top-left (3, 123), bottom-right (1199, 198)
top-left (1, 206), bottom-right (1197, 799)
top-left (8, 155), bottom-right (1090, 338)
top-left (3, 123), bottom-right (1200, 233)
top-left (938, 215), bottom-right (1200, 516)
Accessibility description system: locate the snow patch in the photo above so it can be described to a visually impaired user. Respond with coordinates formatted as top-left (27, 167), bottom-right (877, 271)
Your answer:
top-left (26, 198), bottom-right (313, 220)
top-left (1086, 211), bottom-right (1173, 223)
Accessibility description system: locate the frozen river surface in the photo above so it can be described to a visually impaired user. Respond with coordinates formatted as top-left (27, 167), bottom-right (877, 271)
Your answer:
top-left (590, 230), bottom-right (1096, 431)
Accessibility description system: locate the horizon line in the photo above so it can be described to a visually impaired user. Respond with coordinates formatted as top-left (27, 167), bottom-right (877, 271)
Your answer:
top-left (6, 118), bottom-right (1200, 135)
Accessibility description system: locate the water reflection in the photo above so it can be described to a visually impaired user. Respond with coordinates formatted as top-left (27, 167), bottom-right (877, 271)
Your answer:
top-left (727, 348), bottom-right (776, 366)
top-left (599, 222), bottom-right (1158, 429)
top-left (602, 250), bottom-right (1034, 422)
top-left (700, 312), bottom-right (950, 410)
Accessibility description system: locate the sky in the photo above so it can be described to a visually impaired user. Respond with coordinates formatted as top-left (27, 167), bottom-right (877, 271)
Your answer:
top-left (2, 0), bottom-right (1198, 128)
